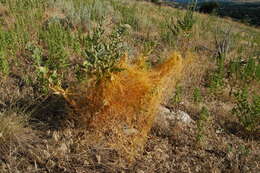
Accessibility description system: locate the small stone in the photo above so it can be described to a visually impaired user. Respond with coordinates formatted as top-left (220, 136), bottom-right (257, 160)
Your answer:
top-left (153, 106), bottom-right (194, 135)
top-left (59, 143), bottom-right (68, 154)
top-left (176, 110), bottom-right (194, 124)
top-left (46, 159), bottom-right (55, 168)
top-left (123, 128), bottom-right (139, 136)
top-left (96, 155), bottom-right (101, 164)
top-left (52, 131), bottom-right (59, 142)
top-left (136, 170), bottom-right (144, 173)
top-left (83, 160), bottom-right (90, 165)
top-left (43, 150), bottom-right (50, 158)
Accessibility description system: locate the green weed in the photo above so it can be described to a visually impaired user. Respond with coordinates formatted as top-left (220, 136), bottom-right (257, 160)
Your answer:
top-left (229, 56), bottom-right (260, 84)
top-left (196, 106), bottom-right (211, 145)
top-left (232, 88), bottom-right (260, 133)
top-left (26, 43), bottom-right (62, 92)
top-left (193, 87), bottom-right (203, 103)
top-left (207, 28), bottom-right (233, 91)
top-left (118, 4), bottom-right (140, 31)
top-left (171, 85), bottom-right (183, 105)
top-left (166, 2), bottom-right (196, 37)
top-left (0, 51), bottom-right (9, 76)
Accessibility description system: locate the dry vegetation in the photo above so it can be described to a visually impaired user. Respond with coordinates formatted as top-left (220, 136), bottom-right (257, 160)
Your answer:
top-left (0, 0), bottom-right (259, 172)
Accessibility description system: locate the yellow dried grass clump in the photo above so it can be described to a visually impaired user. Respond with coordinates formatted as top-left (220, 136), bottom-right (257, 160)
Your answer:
top-left (52, 52), bottom-right (187, 160)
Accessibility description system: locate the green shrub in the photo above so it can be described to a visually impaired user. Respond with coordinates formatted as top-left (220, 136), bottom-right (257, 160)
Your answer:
top-left (81, 24), bottom-right (128, 83)
top-left (26, 43), bottom-right (62, 92)
top-left (207, 69), bottom-right (224, 92)
top-left (232, 89), bottom-right (260, 133)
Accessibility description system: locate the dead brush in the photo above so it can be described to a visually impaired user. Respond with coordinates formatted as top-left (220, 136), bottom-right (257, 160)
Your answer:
top-left (51, 52), bottom-right (186, 161)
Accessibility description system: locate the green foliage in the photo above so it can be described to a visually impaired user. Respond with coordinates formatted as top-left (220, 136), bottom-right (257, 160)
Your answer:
top-left (39, 22), bottom-right (70, 71)
top-left (81, 24), bottom-right (128, 83)
top-left (0, 29), bottom-right (14, 51)
top-left (196, 106), bottom-right (210, 144)
top-left (0, 51), bottom-right (9, 76)
top-left (193, 87), bottom-right (202, 103)
top-left (232, 89), bottom-right (260, 133)
top-left (118, 5), bottom-right (140, 31)
top-left (26, 43), bottom-right (61, 92)
top-left (166, 2), bottom-right (196, 37)
top-left (207, 29), bottom-right (232, 91)
top-left (160, 20), bottom-right (177, 47)
top-left (238, 145), bottom-right (251, 157)
top-left (143, 40), bottom-right (157, 56)
top-left (171, 85), bottom-right (182, 105)
top-left (208, 59), bottom-right (225, 92)
top-left (229, 56), bottom-right (260, 84)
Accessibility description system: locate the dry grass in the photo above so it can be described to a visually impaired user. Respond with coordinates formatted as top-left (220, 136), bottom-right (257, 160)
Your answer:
top-left (0, 110), bottom-right (29, 167)
top-left (0, 4), bottom-right (15, 29)
top-left (0, 111), bottom-right (27, 143)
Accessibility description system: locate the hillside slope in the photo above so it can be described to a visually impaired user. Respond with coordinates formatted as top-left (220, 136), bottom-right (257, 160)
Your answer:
top-left (0, 0), bottom-right (259, 172)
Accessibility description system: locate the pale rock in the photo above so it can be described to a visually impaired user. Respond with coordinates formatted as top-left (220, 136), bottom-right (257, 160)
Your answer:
top-left (153, 106), bottom-right (194, 134)
top-left (123, 128), bottom-right (139, 136)
top-left (52, 131), bottom-right (59, 142)
top-left (136, 170), bottom-right (145, 173)
top-left (42, 150), bottom-right (50, 159)
top-left (175, 110), bottom-right (194, 124)
top-left (59, 143), bottom-right (68, 154)
top-left (95, 155), bottom-right (101, 164)
top-left (46, 159), bottom-right (55, 168)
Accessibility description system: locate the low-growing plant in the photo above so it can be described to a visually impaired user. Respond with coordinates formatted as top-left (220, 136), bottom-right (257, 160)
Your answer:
top-left (196, 106), bottom-right (211, 145)
top-left (39, 22), bottom-right (70, 71)
top-left (0, 29), bottom-right (14, 52)
top-left (118, 4), bottom-right (140, 31)
top-left (229, 56), bottom-right (260, 84)
top-left (232, 88), bottom-right (260, 133)
top-left (238, 144), bottom-right (251, 157)
top-left (0, 51), bottom-right (9, 76)
top-left (207, 28), bottom-right (233, 91)
top-left (171, 85), bottom-right (182, 105)
top-left (208, 70), bottom-right (224, 92)
top-left (214, 28), bottom-right (232, 60)
top-left (193, 87), bottom-right (202, 103)
top-left (142, 40), bottom-right (157, 56)
top-left (166, 1), bottom-right (196, 37)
